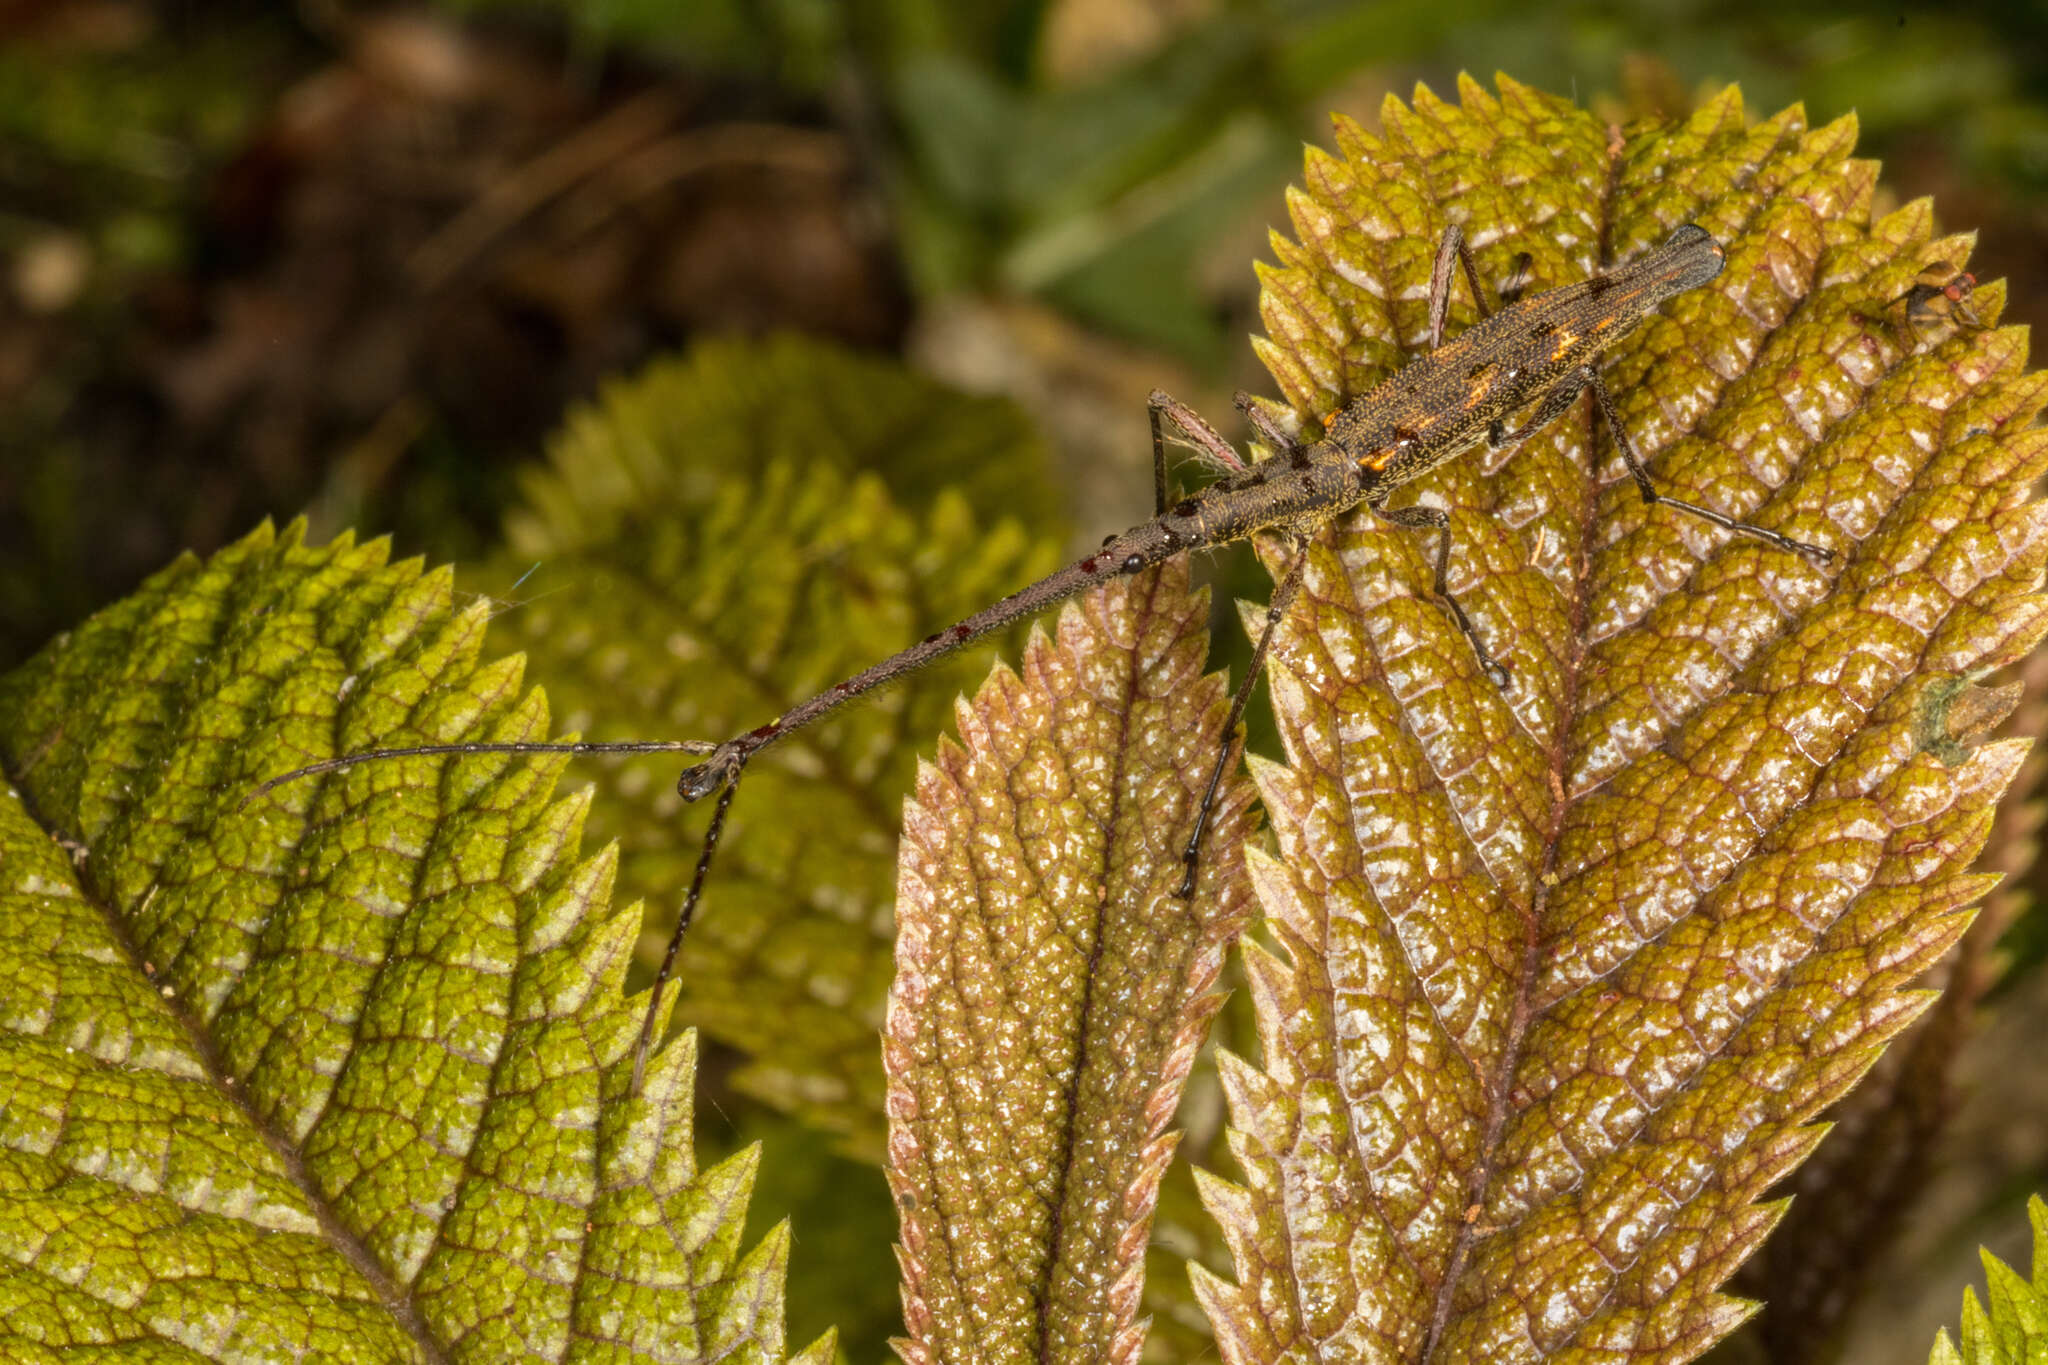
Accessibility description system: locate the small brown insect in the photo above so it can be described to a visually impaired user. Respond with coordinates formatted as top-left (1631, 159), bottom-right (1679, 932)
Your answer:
top-left (1890, 262), bottom-right (1984, 349)
top-left (1461, 1203), bottom-right (1503, 1236)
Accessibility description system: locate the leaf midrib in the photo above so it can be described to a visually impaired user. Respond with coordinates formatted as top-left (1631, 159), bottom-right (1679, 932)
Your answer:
top-left (1031, 568), bottom-right (1170, 1365)
top-left (1421, 113), bottom-right (1871, 1360)
top-left (1, 759), bottom-right (457, 1365)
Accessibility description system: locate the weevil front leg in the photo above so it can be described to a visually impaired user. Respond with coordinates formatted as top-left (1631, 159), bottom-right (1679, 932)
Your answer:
top-left (1370, 495), bottom-right (1510, 686)
top-left (1149, 389), bottom-right (1246, 515)
top-left (1429, 226), bottom-right (1540, 348)
top-left (1178, 533), bottom-right (1313, 898)
top-left (1428, 223), bottom-right (1494, 349)
top-left (1233, 391), bottom-right (1306, 461)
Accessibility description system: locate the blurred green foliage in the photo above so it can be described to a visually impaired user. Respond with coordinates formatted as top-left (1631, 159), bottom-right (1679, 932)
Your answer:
top-left (8, 0), bottom-right (2048, 380)
top-left (1927, 1196), bottom-right (2048, 1365)
top-left (0, 22), bottom-right (285, 266)
top-left (8, 0), bottom-right (2048, 666)
top-left (434, 0), bottom-right (2048, 365)
top-left (0, 12), bottom-right (309, 670)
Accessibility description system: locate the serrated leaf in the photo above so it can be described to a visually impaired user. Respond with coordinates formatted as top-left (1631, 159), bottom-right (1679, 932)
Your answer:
top-left (1142, 1151), bottom-right (1239, 1362)
top-left (1733, 669), bottom-right (2040, 1363)
top-left (509, 332), bottom-right (1066, 547)
top-left (885, 558), bottom-right (1256, 1365)
top-left (1196, 77), bottom-right (2048, 1363)
top-left (482, 336), bottom-right (1065, 1154)
top-left (0, 522), bottom-right (833, 1364)
top-left (1929, 1195), bottom-right (2048, 1365)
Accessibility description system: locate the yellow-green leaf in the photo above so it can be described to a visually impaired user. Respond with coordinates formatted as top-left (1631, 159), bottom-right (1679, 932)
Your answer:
top-left (482, 335), bottom-right (1064, 1156)
top-left (0, 522), bottom-right (834, 1364)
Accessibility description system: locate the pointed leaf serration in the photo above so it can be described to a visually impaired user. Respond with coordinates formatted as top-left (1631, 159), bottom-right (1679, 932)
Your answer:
top-left (1201, 77), bottom-right (2047, 1364)
top-left (1929, 1195), bottom-right (2048, 1365)
top-left (0, 522), bottom-right (830, 1363)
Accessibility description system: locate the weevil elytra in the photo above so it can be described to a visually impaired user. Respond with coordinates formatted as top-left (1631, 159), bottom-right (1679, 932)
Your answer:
top-left (251, 220), bottom-right (1834, 1090)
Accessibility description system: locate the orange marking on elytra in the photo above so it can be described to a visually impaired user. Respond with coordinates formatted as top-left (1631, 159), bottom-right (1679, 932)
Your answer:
top-left (1606, 289), bottom-right (1645, 314)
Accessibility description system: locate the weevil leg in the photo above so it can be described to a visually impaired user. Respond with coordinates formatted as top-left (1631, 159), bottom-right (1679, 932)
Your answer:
top-left (1429, 222), bottom-right (1495, 350)
top-left (1371, 496), bottom-right (1510, 686)
top-left (1498, 250), bottom-right (1535, 306)
top-left (1149, 389), bottom-right (1246, 514)
top-left (1177, 533), bottom-right (1313, 898)
top-left (1488, 367), bottom-right (1593, 450)
top-left (1428, 225), bottom-right (1463, 349)
top-left (1587, 369), bottom-right (1835, 564)
top-left (634, 748), bottom-right (749, 1094)
top-left (1233, 390), bottom-right (1305, 459)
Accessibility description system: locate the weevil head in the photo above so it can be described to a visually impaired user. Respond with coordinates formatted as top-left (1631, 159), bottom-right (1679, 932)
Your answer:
top-left (677, 761), bottom-right (723, 801)
top-left (678, 744), bottom-right (747, 800)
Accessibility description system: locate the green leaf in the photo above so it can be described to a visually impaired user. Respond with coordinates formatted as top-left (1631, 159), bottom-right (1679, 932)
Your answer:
top-left (481, 334), bottom-right (1065, 1154)
top-left (512, 332), bottom-right (1067, 540)
top-left (0, 522), bottom-right (834, 1364)
top-left (885, 557), bottom-right (1256, 1365)
top-left (1193, 76), bottom-right (2048, 1363)
top-left (1929, 1195), bottom-right (2048, 1365)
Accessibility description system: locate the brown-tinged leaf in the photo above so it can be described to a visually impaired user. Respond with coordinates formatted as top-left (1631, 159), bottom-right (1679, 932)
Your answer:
top-left (1733, 658), bottom-right (2043, 1363)
top-left (1194, 76), bottom-right (2048, 1364)
top-left (885, 558), bottom-right (1258, 1365)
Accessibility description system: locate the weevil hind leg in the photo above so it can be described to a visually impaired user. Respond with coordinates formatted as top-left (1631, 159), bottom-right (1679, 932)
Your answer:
top-left (1586, 369), bottom-right (1834, 564)
top-left (1489, 366), bottom-right (1593, 451)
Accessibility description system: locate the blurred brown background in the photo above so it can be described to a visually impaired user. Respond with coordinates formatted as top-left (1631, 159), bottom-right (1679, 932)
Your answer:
top-left (3, 2), bottom-right (2044, 1360)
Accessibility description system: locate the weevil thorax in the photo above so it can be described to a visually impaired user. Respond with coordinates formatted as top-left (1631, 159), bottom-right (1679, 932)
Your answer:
top-left (1320, 224), bottom-right (1726, 494)
top-left (1158, 439), bottom-right (1364, 546)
